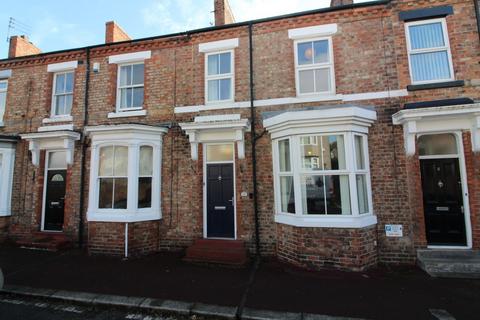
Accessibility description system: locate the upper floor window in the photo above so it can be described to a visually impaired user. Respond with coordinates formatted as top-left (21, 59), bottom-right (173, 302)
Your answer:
top-left (205, 51), bottom-right (234, 103)
top-left (117, 63), bottom-right (144, 111)
top-left (52, 71), bottom-right (74, 116)
top-left (0, 80), bottom-right (7, 123)
top-left (295, 38), bottom-right (335, 96)
top-left (405, 18), bottom-right (454, 84)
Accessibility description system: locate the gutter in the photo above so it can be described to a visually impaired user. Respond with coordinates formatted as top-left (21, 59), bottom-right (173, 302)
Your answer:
top-left (78, 47), bottom-right (90, 248)
top-left (248, 23), bottom-right (261, 257)
top-left (0, 0), bottom-right (390, 63)
top-left (474, 0), bottom-right (480, 42)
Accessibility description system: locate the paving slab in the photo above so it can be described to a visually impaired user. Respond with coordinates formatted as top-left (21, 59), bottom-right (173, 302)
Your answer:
top-left (139, 297), bottom-right (165, 309)
top-left (50, 290), bottom-right (99, 303)
top-left (192, 302), bottom-right (237, 319)
top-left (241, 307), bottom-right (301, 320)
top-left (93, 294), bottom-right (146, 307)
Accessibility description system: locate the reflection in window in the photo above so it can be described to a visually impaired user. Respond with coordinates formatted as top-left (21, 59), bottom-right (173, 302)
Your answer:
top-left (300, 135), bottom-right (345, 170)
top-left (138, 146), bottom-right (153, 208)
top-left (98, 146), bottom-right (128, 209)
top-left (296, 39), bottom-right (334, 94)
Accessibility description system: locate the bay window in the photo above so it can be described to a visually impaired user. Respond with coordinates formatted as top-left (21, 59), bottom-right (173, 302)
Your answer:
top-left (85, 124), bottom-right (167, 222)
top-left (0, 80), bottom-right (7, 125)
top-left (265, 106), bottom-right (377, 228)
top-left (0, 144), bottom-right (15, 216)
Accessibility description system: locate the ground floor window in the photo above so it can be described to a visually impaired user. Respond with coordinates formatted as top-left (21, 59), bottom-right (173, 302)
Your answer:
top-left (0, 145), bottom-right (15, 216)
top-left (85, 124), bottom-right (167, 222)
top-left (275, 132), bottom-right (372, 218)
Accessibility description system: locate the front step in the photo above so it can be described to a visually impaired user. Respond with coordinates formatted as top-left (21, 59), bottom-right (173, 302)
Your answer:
top-left (184, 239), bottom-right (248, 267)
top-left (16, 232), bottom-right (72, 252)
top-left (417, 249), bottom-right (480, 279)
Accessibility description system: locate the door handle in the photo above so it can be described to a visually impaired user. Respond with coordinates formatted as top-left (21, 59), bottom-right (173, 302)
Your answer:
top-left (214, 206), bottom-right (226, 210)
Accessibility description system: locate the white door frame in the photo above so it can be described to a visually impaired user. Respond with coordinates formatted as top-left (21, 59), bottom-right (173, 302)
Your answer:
top-left (202, 142), bottom-right (237, 240)
top-left (40, 150), bottom-right (67, 232)
top-left (418, 131), bottom-right (472, 249)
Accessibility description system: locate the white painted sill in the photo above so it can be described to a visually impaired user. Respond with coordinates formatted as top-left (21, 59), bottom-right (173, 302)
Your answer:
top-left (107, 110), bottom-right (147, 119)
top-left (87, 209), bottom-right (161, 223)
top-left (274, 213), bottom-right (377, 228)
top-left (42, 115), bottom-right (73, 124)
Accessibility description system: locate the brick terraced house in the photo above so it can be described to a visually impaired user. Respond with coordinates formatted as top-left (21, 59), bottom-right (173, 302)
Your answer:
top-left (1, 0), bottom-right (480, 273)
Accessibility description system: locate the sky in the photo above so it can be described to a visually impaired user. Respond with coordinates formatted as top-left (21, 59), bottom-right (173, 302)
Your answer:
top-left (0, 0), bottom-right (374, 59)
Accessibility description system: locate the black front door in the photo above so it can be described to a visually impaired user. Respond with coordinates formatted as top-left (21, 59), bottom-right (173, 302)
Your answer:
top-left (207, 164), bottom-right (234, 238)
top-left (44, 170), bottom-right (67, 231)
top-left (420, 158), bottom-right (466, 246)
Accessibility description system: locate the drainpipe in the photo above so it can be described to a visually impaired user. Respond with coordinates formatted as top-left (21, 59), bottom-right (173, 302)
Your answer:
top-left (125, 223), bottom-right (129, 258)
top-left (248, 22), bottom-right (261, 257)
top-left (474, 0), bottom-right (480, 42)
top-left (78, 47), bottom-right (90, 248)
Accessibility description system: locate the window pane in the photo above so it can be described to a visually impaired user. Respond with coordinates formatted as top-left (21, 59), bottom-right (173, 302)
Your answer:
top-left (418, 133), bottom-right (457, 156)
top-left (138, 177), bottom-right (152, 208)
top-left (411, 51), bottom-right (451, 82)
top-left (301, 175), bottom-right (350, 215)
top-left (301, 135), bottom-right (345, 170)
top-left (280, 176), bottom-right (295, 213)
top-left (219, 52), bottom-right (231, 74)
top-left (298, 42), bottom-right (313, 65)
top-left (55, 74), bottom-right (65, 94)
top-left (325, 175), bottom-right (351, 215)
top-left (55, 95), bottom-right (65, 115)
top-left (132, 64), bottom-right (144, 85)
top-left (132, 87), bottom-right (144, 107)
top-left (0, 82), bottom-right (7, 90)
top-left (65, 72), bottom-right (74, 92)
top-left (139, 146), bottom-right (153, 176)
top-left (208, 54), bottom-right (219, 75)
top-left (113, 178), bottom-right (128, 209)
top-left (356, 174), bottom-right (369, 214)
top-left (208, 79), bottom-right (219, 101)
top-left (64, 94), bottom-right (73, 115)
top-left (301, 175), bottom-right (325, 215)
top-left (119, 88), bottom-right (131, 109)
top-left (99, 178), bottom-right (113, 208)
top-left (314, 68), bottom-right (330, 92)
top-left (48, 151), bottom-right (67, 169)
top-left (206, 144), bottom-right (234, 162)
top-left (299, 70), bottom-right (314, 94)
top-left (121, 65), bottom-right (132, 86)
top-left (99, 146), bottom-right (114, 176)
top-left (278, 139), bottom-right (291, 172)
top-left (409, 22), bottom-right (445, 50)
top-left (355, 135), bottom-right (366, 170)
top-left (219, 78), bottom-right (231, 100)
top-left (0, 92), bottom-right (5, 120)
top-left (114, 146), bottom-right (128, 176)
top-left (313, 40), bottom-right (329, 64)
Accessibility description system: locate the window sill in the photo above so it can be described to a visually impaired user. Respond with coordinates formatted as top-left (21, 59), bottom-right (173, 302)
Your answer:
top-left (87, 209), bottom-right (161, 223)
top-left (274, 213), bottom-right (377, 228)
top-left (42, 115), bottom-right (73, 124)
top-left (107, 110), bottom-right (147, 118)
top-left (407, 80), bottom-right (464, 91)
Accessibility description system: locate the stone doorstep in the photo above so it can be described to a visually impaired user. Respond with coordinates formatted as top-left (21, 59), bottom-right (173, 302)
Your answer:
top-left (0, 284), bottom-right (368, 320)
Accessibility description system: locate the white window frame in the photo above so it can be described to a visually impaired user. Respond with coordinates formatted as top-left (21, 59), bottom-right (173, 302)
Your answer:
top-left (0, 79), bottom-right (8, 126)
top-left (0, 145), bottom-right (15, 216)
top-left (294, 37), bottom-right (336, 97)
top-left (204, 49), bottom-right (235, 105)
top-left (405, 18), bottom-right (455, 85)
top-left (272, 132), bottom-right (374, 228)
top-left (116, 62), bottom-right (145, 112)
top-left (51, 71), bottom-right (74, 117)
top-left (86, 125), bottom-right (166, 223)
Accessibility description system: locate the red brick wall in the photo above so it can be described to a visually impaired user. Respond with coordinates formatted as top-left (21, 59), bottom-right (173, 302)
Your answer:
top-left (0, 217), bottom-right (9, 242)
top-left (1, 0), bottom-right (480, 270)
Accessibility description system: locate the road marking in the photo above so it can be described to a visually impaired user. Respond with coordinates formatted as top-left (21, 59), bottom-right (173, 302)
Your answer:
top-left (430, 309), bottom-right (456, 320)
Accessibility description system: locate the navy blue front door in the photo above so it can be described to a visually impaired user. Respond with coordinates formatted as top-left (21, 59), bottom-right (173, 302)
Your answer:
top-left (206, 163), bottom-right (234, 238)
